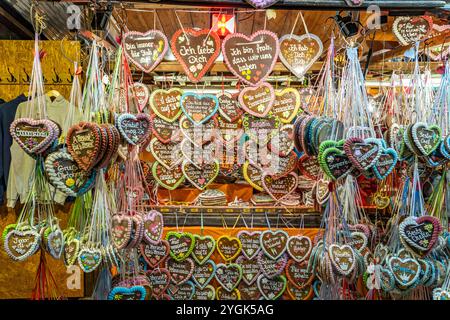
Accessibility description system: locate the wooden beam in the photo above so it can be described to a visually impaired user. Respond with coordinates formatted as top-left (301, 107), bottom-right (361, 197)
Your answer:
top-left (371, 30), bottom-right (450, 62)
top-left (0, 2), bottom-right (36, 39)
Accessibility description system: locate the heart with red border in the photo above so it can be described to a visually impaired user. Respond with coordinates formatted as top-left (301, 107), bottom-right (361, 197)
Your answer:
top-left (272, 88), bottom-right (302, 123)
top-left (130, 82), bottom-right (149, 113)
top-left (216, 235), bottom-right (242, 262)
top-left (222, 30), bottom-right (279, 86)
top-left (147, 268), bottom-right (171, 298)
top-left (192, 235), bottom-right (216, 265)
top-left (236, 255), bottom-right (261, 285)
top-left (217, 92), bottom-right (243, 123)
top-left (166, 231), bottom-right (195, 262)
top-left (285, 260), bottom-right (313, 289)
top-left (150, 88), bottom-right (183, 123)
top-left (260, 229), bottom-right (289, 260)
top-left (257, 251), bottom-right (288, 278)
top-left (257, 274), bottom-right (287, 300)
top-left (66, 122), bottom-right (102, 171)
top-left (148, 138), bottom-right (183, 170)
top-left (279, 33), bottom-right (323, 79)
top-left (393, 16), bottom-right (434, 46)
top-left (149, 114), bottom-right (181, 144)
top-left (328, 244), bottom-right (356, 276)
top-left (140, 240), bottom-right (170, 268)
top-left (179, 115), bottom-right (218, 147)
top-left (10, 118), bottom-right (56, 155)
top-left (192, 260), bottom-right (216, 289)
top-left (111, 215), bottom-right (133, 250)
top-left (261, 172), bottom-right (298, 203)
top-left (181, 159), bottom-right (219, 190)
top-left (116, 113), bottom-right (152, 146)
top-left (152, 162), bottom-right (185, 190)
top-left (142, 210), bottom-right (164, 245)
top-left (122, 30), bottom-right (168, 72)
top-left (297, 155), bottom-right (321, 180)
top-left (215, 263), bottom-right (243, 292)
top-left (286, 235), bottom-right (312, 262)
top-left (344, 137), bottom-right (382, 171)
top-left (237, 230), bottom-right (261, 260)
top-left (268, 124), bottom-right (295, 157)
top-left (165, 257), bottom-right (195, 285)
top-left (180, 93), bottom-right (219, 125)
top-left (399, 216), bottom-right (442, 255)
top-left (171, 28), bottom-right (221, 83)
top-left (238, 82), bottom-right (275, 118)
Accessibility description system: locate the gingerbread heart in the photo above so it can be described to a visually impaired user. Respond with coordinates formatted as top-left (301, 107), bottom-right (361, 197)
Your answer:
top-left (243, 113), bottom-right (280, 144)
top-left (215, 263), bottom-right (243, 292)
top-left (166, 231), bottom-right (195, 262)
top-left (179, 115), bottom-right (218, 147)
top-left (44, 150), bottom-right (95, 197)
top-left (181, 139), bottom-right (217, 168)
top-left (279, 33), bottom-right (323, 79)
top-left (272, 88), bottom-right (302, 123)
top-left (267, 124), bottom-right (295, 157)
top-left (216, 287), bottom-right (241, 300)
top-left (238, 282), bottom-right (261, 300)
top-left (147, 268), bottom-right (171, 298)
top-left (192, 235), bottom-right (216, 265)
top-left (143, 210), bottom-right (164, 245)
top-left (180, 93), bottom-right (219, 125)
top-left (108, 286), bottom-right (146, 300)
top-left (237, 230), bottom-right (261, 260)
top-left (116, 113), bottom-right (151, 145)
top-left (328, 244), bottom-right (356, 276)
top-left (165, 257), bottom-right (195, 285)
top-left (285, 260), bottom-right (313, 289)
top-left (78, 247), bottom-right (102, 273)
top-left (399, 216), bottom-right (442, 255)
top-left (270, 152), bottom-right (298, 179)
top-left (344, 137), bottom-right (382, 171)
top-left (130, 82), bottom-right (149, 112)
top-left (242, 161), bottom-right (264, 192)
top-left (4, 229), bottom-right (40, 261)
top-left (372, 148), bottom-right (398, 180)
top-left (257, 274), bottom-right (287, 300)
top-left (411, 122), bottom-right (441, 156)
top-left (297, 155), bottom-right (320, 180)
top-left (287, 283), bottom-right (314, 300)
top-left (260, 230), bottom-right (289, 260)
top-left (216, 116), bottom-right (244, 144)
top-left (140, 240), bottom-right (170, 268)
top-left (192, 260), bottom-right (216, 289)
top-left (182, 159), bottom-right (219, 190)
top-left (171, 28), bottom-right (221, 83)
top-left (10, 118), bottom-right (56, 155)
top-left (257, 251), bottom-right (288, 278)
top-left (63, 238), bottom-right (80, 266)
top-left (149, 114), bottom-right (181, 144)
top-left (238, 82), bottom-right (275, 118)
top-left (122, 30), bottom-right (168, 72)
top-left (192, 285), bottom-right (215, 300)
top-left (66, 122), bottom-right (102, 171)
top-left (111, 215), bottom-right (133, 249)
top-left (217, 92), bottom-right (243, 123)
top-left (152, 162), bottom-right (185, 190)
top-left (287, 235), bottom-right (312, 262)
top-left (216, 235), bottom-right (242, 262)
top-left (236, 255), bottom-right (261, 285)
top-left (150, 88), bottom-right (183, 122)
top-left (261, 172), bottom-right (298, 203)
top-left (388, 256), bottom-right (421, 287)
top-left (393, 16), bottom-right (433, 46)
top-left (148, 138), bottom-right (183, 170)
top-left (46, 228), bottom-right (64, 259)
top-left (222, 31), bottom-right (279, 86)
top-left (319, 146), bottom-right (354, 181)
top-left (168, 281), bottom-right (195, 300)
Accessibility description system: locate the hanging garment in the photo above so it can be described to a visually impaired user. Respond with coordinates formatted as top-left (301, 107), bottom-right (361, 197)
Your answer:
top-left (6, 95), bottom-right (83, 207)
top-left (0, 94), bottom-right (27, 203)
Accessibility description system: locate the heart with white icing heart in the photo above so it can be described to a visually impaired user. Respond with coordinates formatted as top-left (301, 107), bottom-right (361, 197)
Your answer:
top-left (182, 159), bottom-right (219, 190)
top-left (393, 16), bottom-right (433, 46)
top-left (279, 34), bottom-right (323, 79)
top-left (122, 30), bottom-right (168, 72)
top-left (237, 230), bottom-right (261, 260)
top-left (180, 92), bottom-right (219, 125)
top-left (152, 162), bottom-right (185, 190)
top-left (261, 172), bottom-right (298, 203)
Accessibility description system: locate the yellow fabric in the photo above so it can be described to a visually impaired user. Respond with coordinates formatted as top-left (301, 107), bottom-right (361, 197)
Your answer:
top-left (7, 95), bottom-right (83, 207)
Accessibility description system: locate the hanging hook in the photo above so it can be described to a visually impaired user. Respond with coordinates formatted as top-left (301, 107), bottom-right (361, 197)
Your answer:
top-left (6, 68), bottom-right (17, 83)
top-left (22, 68), bottom-right (30, 83)
top-left (52, 67), bottom-right (62, 84)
